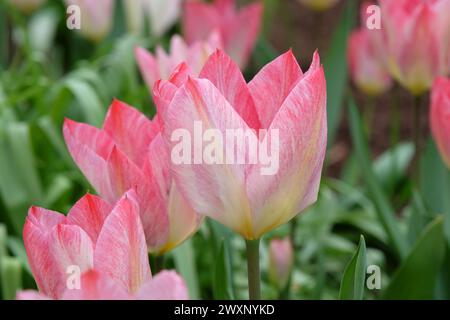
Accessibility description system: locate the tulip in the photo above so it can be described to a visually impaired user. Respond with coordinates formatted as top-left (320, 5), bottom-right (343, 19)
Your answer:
top-left (379, 0), bottom-right (450, 95)
top-left (268, 238), bottom-right (294, 290)
top-left (64, 0), bottom-right (115, 42)
top-left (123, 0), bottom-right (182, 38)
top-left (183, 0), bottom-right (263, 69)
top-left (156, 49), bottom-right (326, 299)
top-left (135, 32), bottom-right (222, 92)
top-left (6, 0), bottom-right (46, 13)
top-left (17, 191), bottom-right (188, 300)
top-left (63, 100), bottom-right (202, 254)
top-left (297, 0), bottom-right (340, 11)
top-left (430, 77), bottom-right (450, 168)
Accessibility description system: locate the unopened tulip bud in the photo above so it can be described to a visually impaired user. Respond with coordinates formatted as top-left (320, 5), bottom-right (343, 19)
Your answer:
top-left (269, 238), bottom-right (294, 289)
top-left (430, 77), bottom-right (450, 168)
top-left (6, 0), bottom-right (46, 14)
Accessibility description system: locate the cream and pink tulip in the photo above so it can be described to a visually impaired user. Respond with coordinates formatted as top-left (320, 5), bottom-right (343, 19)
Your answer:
top-left (269, 238), bottom-right (294, 289)
top-left (18, 191), bottom-right (188, 300)
top-left (6, 0), bottom-right (46, 13)
top-left (183, 0), bottom-right (263, 69)
top-left (430, 77), bottom-right (450, 168)
top-left (63, 100), bottom-right (201, 254)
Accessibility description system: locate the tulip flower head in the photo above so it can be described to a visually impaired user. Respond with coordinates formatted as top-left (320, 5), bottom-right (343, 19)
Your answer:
top-left (135, 32), bottom-right (222, 92)
top-left (379, 0), bottom-right (450, 95)
top-left (269, 238), bottom-right (294, 289)
top-left (297, 0), bottom-right (340, 11)
top-left (155, 49), bottom-right (327, 240)
top-left (63, 100), bottom-right (202, 254)
top-left (18, 191), bottom-right (188, 300)
top-left (65, 0), bottom-right (115, 42)
top-left (6, 0), bottom-right (46, 13)
top-left (183, 0), bottom-right (263, 69)
top-left (430, 77), bottom-right (450, 168)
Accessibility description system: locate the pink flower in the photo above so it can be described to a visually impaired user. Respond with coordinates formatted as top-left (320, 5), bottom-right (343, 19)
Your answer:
top-left (17, 191), bottom-right (188, 300)
top-left (297, 0), bottom-right (340, 11)
top-left (348, 3), bottom-right (393, 96)
top-left (380, 0), bottom-right (450, 95)
top-left (182, 0), bottom-right (263, 69)
top-left (155, 49), bottom-right (327, 239)
top-left (63, 100), bottom-right (201, 254)
top-left (6, 0), bottom-right (47, 13)
top-left (430, 77), bottom-right (450, 168)
top-left (64, 0), bottom-right (115, 42)
top-left (135, 32), bottom-right (222, 92)
top-left (269, 238), bottom-right (294, 289)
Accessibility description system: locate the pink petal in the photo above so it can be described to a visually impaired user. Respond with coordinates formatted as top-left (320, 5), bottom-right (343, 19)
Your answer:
top-left (66, 193), bottom-right (112, 244)
top-left (183, 0), bottom-right (220, 44)
top-left (94, 191), bottom-right (152, 294)
top-left (163, 77), bottom-right (253, 238)
top-left (103, 99), bottom-right (160, 167)
top-left (61, 270), bottom-right (130, 300)
top-left (248, 50), bottom-right (303, 129)
top-left (199, 49), bottom-right (260, 130)
top-left (136, 271), bottom-right (188, 300)
top-left (430, 77), bottom-right (450, 168)
top-left (16, 290), bottom-right (52, 300)
top-left (135, 46), bottom-right (161, 91)
top-left (246, 52), bottom-right (327, 237)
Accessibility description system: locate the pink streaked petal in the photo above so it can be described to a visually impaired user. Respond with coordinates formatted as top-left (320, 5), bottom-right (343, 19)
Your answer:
top-left (66, 193), bottom-right (112, 244)
top-left (246, 57), bottom-right (327, 238)
top-left (16, 290), bottom-right (52, 300)
top-left (199, 49), bottom-right (260, 130)
top-left (63, 119), bottom-right (115, 202)
top-left (430, 77), bottom-right (450, 167)
top-left (23, 207), bottom-right (66, 299)
top-left (163, 77), bottom-right (253, 238)
top-left (135, 46), bottom-right (160, 91)
top-left (94, 191), bottom-right (152, 294)
top-left (103, 99), bottom-right (160, 167)
top-left (248, 50), bottom-right (303, 129)
top-left (136, 271), bottom-right (188, 300)
top-left (169, 35), bottom-right (189, 64)
top-left (183, 1), bottom-right (220, 44)
top-left (61, 270), bottom-right (130, 300)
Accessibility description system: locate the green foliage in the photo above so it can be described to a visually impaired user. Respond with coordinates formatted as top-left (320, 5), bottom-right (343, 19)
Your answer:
top-left (339, 236), bottom-right (367, 300)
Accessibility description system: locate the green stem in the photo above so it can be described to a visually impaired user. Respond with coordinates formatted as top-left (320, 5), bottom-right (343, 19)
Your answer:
top-left (413, 95), bottom-right (423, 186)
top-left (246, 239), bottom-right (261, 300)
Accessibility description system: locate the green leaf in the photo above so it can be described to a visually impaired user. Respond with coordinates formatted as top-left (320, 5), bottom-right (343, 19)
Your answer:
top-left (348, 99), bottom-right (408, 259)
top-left (0, 256), bottom-right (22, 300)
top-left (339, 235), bottom-right (367, 300)
top-left (172, 239), bottom-right (200, 299)
top-left (7, 237), bottom-right (32, 275)
top-left (383, 217), bottom-right (445, 299)
top-left (213, 240), bottom-right (234, 300)
top-left (324, 0), bottom-right (357, 146)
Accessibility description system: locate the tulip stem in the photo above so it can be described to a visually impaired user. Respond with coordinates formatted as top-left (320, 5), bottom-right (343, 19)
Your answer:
top-left (412, 95), bottom-right (423, 186)
top-left (246, 239), bottom-right (261, 300)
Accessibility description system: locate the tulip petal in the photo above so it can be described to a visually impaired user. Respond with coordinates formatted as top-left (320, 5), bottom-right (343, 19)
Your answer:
top-left (183, 0), bottom-right (220, 44)
top-left (246, 53), bottom-right (327, 237)
top-left (164, 77), bottom-right (253, 238)
top-left (67, 193), bottom-right (112, 244)
top-left (135, 46), bottom-right (160, 91)
top-left (16, 290), bottom-right (51, 300)
top-left (94, 191), bottom-right (152, 294)
top-left (430, 77), bottom-right (450, 167)
top-left (200, 49), bottom-right (260, 130)
top-left (136, 271), bottom-right (188, 300)
top-left (248, 50), bottom-right (303, 129)
top-left (61, 270), bottom-right (130, 300)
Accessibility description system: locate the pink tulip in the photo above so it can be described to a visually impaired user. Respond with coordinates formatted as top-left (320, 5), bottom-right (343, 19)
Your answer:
top-left (63, 100), bottom-right (201, 254)
top-left (155, 49), bottom-right (327, 239)
top-left (430, 77), bottom-right (450, 168)
top-left (135, 32), bottom-right (222, 92)
top-left (297, 0), bottom-right (340, 11)
top-left (6, 0), bottom-right (46, 13)
top-left (379, 0), bottom-right (450, 95)
top-left (183, 0), bottom-right (263, 69)
top-left (64, 0), bottom-right (115, 42)
top-left (347, 3), bottom-right (393, 96)
top-left (17, 191), bottom-right (188, 300)
top-left (269, 238), bottom-right (294, 289)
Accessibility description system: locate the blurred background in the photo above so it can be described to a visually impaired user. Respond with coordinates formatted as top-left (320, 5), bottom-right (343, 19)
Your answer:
top-left (0, 0), bottom-right (449, 300)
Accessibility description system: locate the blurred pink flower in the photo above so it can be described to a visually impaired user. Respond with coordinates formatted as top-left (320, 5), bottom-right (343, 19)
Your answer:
top-left (155, 49), bottom-right (327, 239)
top-left (6, 0), bottom-right (46, 13)
top-left (135, 32), bottom-right (222, 91)
top-left (269, 238), bottom-right (294, 289)
top-left (348, 3), bottom-right (393, 96)
top-left (18, 191), bottom-right (188, 300)
top-left (63, 100), bottom-right (201, 254)
top-left (380, 0), bottom-right (450, 95)
top-left (183, 0), bottom-right (263, 69)
top-left (430, 77), bottom-right (450, 168)
top-left (65, 0), bottom-right (115, 42)
top-left (297, 0), bottom-right (340, 11)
